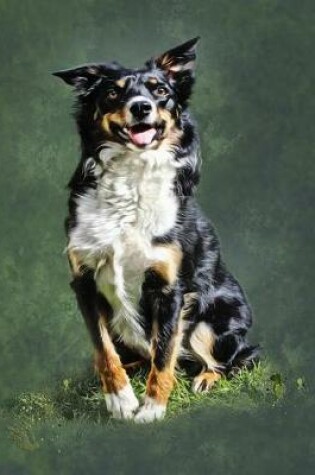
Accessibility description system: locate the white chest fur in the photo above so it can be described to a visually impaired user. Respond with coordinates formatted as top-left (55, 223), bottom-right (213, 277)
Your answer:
top-left (68, 144), bottom-right (179, 356)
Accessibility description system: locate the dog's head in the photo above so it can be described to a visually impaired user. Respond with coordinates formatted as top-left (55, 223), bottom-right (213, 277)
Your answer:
top-left (53, 38), bottom-right (199, 152)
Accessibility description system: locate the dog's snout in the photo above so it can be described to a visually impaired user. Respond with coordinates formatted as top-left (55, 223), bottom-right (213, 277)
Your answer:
top-left (129, 101), bottom-right (152, 120)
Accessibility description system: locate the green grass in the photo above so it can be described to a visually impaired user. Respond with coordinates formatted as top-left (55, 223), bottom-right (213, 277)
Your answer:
top-left (2, 360), bottom-right (293, 451)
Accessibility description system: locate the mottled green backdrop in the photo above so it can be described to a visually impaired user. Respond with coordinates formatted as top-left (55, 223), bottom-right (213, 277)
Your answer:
top-left (0, 0), bottom-right (314, 473)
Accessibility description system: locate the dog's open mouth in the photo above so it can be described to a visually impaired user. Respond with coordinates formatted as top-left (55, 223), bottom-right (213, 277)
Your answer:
top-left (127, 123), bottom-right (158, 147)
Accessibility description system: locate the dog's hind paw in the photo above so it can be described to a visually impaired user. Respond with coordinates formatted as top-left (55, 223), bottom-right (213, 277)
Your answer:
top-left (192, 371), bottom-right (221, 393)
top-left (105, 384), bottom-right (139, 420)
top-left (134, 397), bottom-right (166, 423)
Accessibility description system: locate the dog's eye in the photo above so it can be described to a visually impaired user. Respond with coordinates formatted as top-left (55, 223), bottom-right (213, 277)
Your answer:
top-left (106, 88), bottom-right (119, 100)
top-left (156, 86), bottom-right (168, 97)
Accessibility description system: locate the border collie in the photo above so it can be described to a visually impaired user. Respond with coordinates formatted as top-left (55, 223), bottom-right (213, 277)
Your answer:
top-left (54, 37), bottom-right (259, 423)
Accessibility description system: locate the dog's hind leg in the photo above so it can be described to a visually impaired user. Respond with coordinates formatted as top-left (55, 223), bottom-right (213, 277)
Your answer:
top-left (69, 251), bottom-right (139, 419)
top-left (188, 273), bottom-right (260, 390)
top-left (210, 273), bottom-right (260, 376)
top-left (189, 321), bottom-right (223, 393)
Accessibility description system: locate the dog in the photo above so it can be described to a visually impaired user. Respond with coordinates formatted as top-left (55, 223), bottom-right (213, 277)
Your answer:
top-left (53, 37), bottom-right (259, 423)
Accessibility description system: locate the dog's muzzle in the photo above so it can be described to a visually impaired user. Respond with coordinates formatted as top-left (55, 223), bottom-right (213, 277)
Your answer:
top-left (125, 96), bottom-right (158, 147)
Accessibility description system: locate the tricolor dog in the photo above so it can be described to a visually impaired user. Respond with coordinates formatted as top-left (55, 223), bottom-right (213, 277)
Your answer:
top-left (54, 38), bottom-right (259, 423)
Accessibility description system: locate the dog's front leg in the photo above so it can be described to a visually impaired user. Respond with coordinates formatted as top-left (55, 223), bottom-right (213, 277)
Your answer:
top-left (135, 285), bottom-right (183, 423)
top-left (68, 250), bottom-right (139, 420)
top-left (96, 316), bottom-right (139, 419)
top-left (135, 245), bottom-right (183, 423)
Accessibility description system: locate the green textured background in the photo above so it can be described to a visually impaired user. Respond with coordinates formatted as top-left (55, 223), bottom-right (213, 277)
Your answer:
top-left (0, 0), bottom-right (314, 473)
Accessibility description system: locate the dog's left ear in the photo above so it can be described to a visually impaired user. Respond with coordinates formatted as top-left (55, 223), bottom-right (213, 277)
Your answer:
top-left (155, 37), bottom-right (199, 76)
top-left (154, 37), bottom-right (199, 105)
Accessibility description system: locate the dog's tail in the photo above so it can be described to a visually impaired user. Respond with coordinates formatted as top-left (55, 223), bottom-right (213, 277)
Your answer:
top-left (213, 333), bottom-right (261, 378)
top-left (226, 342), bottom-right (261, 377)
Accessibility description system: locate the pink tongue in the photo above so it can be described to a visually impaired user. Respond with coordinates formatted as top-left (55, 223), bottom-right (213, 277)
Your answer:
top-left (129, 128), bottom-right (156, 146)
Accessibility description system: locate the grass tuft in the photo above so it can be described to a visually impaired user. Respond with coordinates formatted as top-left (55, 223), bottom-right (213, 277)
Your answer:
top-left (5, 361), bottom-right (285, 427)
top-left (1, 360), bottom-right (291, 449)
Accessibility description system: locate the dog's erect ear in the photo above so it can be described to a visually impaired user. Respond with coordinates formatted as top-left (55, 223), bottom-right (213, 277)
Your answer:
top-left (153, 37), bottom-right (199, 105)
top-left (155, 37), bottom-right (199, 75)
top-left (52, 65), bottom-right (103, 94)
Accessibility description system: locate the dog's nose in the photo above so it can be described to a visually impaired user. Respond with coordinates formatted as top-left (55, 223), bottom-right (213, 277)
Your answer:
top-left (129, 101), bottom-right (152, 120)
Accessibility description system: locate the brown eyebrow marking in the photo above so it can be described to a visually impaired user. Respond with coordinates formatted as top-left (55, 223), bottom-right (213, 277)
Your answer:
top-left (147, 77), bottom-right (158, 85)
top-left (116, 78), bottom-right (127, 88)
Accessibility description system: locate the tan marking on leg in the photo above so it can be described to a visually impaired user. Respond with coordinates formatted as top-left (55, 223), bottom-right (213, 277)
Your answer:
top-left (168, 316), bottom-right (184, 371)
top-left (145, 313), bottom-right (184, 405)
top-left (151, 242), bottom-right (183, 285)
top-left (95, 351), bottom-right (128, 393)
top-left (136, 258), bottom-right (184, 421)
top-left (180, 292), bottom-right (198, 319)
top-left (189, 321), bottom-right (221, 371)
top-left (192, 371), bottom-right (221, 393)
top-left (150, 318), bottom-right (159, 355)
top-left (96, 317), bottom-right (139, 419)
top-left (146, 366), bottom-right (175, 404)
top-left (95, 317), bottom-right (128, 393)
top-left (135, 332), bottom-right (181, 422)
top-left (68, 249), bottom-right (83, 277)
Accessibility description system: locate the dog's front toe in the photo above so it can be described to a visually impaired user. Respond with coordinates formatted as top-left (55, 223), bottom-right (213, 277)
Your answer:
top-left (134, 397), bottom-right (166, 423)
top-left (105, 384), bottom-right (139, 420)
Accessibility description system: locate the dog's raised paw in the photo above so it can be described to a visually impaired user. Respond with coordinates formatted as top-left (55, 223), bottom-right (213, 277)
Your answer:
top-left (134, 397), bottom-right (166, 423)
top-left (105, 384), bottom-right (139, 420)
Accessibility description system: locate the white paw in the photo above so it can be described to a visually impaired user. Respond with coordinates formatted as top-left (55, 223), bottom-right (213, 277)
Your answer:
top-left (105, 384), bottom-right (139, 420)
top-left (134, 397), bottom-right (166, 423)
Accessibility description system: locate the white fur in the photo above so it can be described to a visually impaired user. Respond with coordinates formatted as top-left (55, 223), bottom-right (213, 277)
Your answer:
top-left (105, 384), bottom-right (139, 419)
top-left (68, 143), bottom-right (179, 356)
top-left (134, 397), bottom-right (166, 423)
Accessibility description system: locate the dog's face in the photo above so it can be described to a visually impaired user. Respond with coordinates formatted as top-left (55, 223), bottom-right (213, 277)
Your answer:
top-left (54, 38), bottom-right (199, 151)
